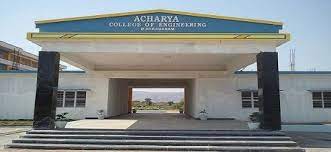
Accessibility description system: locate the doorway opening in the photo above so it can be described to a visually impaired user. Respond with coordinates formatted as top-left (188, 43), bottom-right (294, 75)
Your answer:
top-left (130, 88), bottom-right (185, 114)
top-left (125, 79), bottom-right (193, 117)
top-left (66, 78), bottom-right (249, 130)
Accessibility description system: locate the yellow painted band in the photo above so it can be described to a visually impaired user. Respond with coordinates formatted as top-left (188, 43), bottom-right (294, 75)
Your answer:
top-left (35, 9), bottom-right (283, 25)
top-left (27, 32), bottom-right (290, 41)
top-left (27, 32), bottom-right (286, 35)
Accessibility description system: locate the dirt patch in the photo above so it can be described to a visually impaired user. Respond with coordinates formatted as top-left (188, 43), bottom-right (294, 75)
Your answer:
top-left (0, 121), bottom-right (32, 126)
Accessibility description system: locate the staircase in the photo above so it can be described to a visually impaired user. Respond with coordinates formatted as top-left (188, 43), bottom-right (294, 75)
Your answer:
top-left (6, 129), bottom-right (304, 151)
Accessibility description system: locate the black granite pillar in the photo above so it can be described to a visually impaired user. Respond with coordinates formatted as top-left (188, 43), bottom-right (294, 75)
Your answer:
top-left (256, 52), bottom-right (281, 130)
top-left (33, 51), bottom-right (60, 129)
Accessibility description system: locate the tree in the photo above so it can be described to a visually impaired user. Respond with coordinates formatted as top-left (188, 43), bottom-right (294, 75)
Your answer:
top-left (145, 98), bottom-right (152, 106)
top-left (175, 99), bottom-right (184, 109)
top-left (168, 101), bottom-right (174, 106)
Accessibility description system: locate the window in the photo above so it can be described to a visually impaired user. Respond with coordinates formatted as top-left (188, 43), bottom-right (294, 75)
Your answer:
top-left (64, 91), bottom-right (75, 107)
top-left (32, 61), bottom-right (38, 68)
top-left (241, 91), bottom-right (259, 108)
top-left (0, 50), bottom-right (5, 59)
top-left (57, 91), bottom-right (64, 107)
top-left (312, 92), bottom-right (323, 108)
top-left (0, 63), bottom-right (6, 70)
top-left (241, 91), bottom-right (252, 108)
top-left (253, 92), bottom-right (259, 108)
top-left (56, 91), bottom-right (87, 108)
top-left (313, 91), bottom-right (331, 108)
top-left (76, 91), bottom-right (86, 107)
top-left (324, 92), bottom-right (331, 108)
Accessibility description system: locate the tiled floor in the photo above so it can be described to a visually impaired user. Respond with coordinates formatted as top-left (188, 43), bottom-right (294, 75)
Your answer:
top-left (65, 113), bottom-right (249, 130)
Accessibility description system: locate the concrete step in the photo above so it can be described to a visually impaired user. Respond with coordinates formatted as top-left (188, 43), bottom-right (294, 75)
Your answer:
top-left (12, 138), bottom-right (298, 147)
top-left (22, 134), bottom-right (292, 141)
top-left (7, 129), bottom-right (303, 151)
top-left (27, 129), bottom-right (286, 136)
top-left (6, 143), bottom-right (305, 151)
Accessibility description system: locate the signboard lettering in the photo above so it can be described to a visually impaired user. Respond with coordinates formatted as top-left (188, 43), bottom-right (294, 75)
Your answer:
top-left (108, 15), bottom-right (207, 32)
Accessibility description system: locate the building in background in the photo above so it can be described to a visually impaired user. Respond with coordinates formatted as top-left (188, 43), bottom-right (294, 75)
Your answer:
top-left (0, 41), bottom-right (66, 71)
top-left (0, 41), bottom-right (38, 70)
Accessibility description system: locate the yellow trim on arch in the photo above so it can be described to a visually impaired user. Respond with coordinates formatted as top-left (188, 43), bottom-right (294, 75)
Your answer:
top-left (35, 9), bottom-right (283, 25)
top-left (27, 32), bottom-right (290, 41)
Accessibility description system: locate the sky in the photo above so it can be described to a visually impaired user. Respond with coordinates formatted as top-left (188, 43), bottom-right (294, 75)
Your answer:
top-left (133, 88), bottom-right (184, 93)
top-left (1, 0), bottom-right (331, 71)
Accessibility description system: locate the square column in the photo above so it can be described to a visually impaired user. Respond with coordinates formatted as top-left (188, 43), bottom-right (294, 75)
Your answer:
top-left (256, 52), bottom-right (281, 130)
top-left (33, 51), bottom-right (60, 129)
top-left (128, 87), bottom-right (132, 113)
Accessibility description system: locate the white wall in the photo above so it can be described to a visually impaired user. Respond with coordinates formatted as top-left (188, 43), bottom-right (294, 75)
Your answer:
top-left (278, 74), bottom-right (331, 123)
top-left (0, 72), bottom-right (109, 120)
top-left (193, 77), bottom-right (257, 120)
top-left (1, 72), bottom-right (331, 123)
top-left (108, 79), bottom-right (128, 117)
top-left (184, 79), bottom-right (196, 117)
top-left (193, 74), bottom-right (331, 123)
top-left (108, 79), bottom-right (118, 117)
top-left (0, 73), bottom-right (36, 119)
top-left (57, 73), bottom-right (109, 119)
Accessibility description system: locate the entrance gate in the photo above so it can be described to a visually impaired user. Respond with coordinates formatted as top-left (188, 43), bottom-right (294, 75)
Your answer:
top-left (28, 9), bottom-right (289, 130)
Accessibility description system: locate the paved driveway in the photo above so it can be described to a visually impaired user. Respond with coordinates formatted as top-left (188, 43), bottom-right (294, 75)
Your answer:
top-left (0, 127), bottom-right (30, 151)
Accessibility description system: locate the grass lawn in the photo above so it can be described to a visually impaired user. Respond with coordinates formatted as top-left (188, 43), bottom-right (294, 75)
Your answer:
top-left (0, 120), bottom-right (33, 126)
